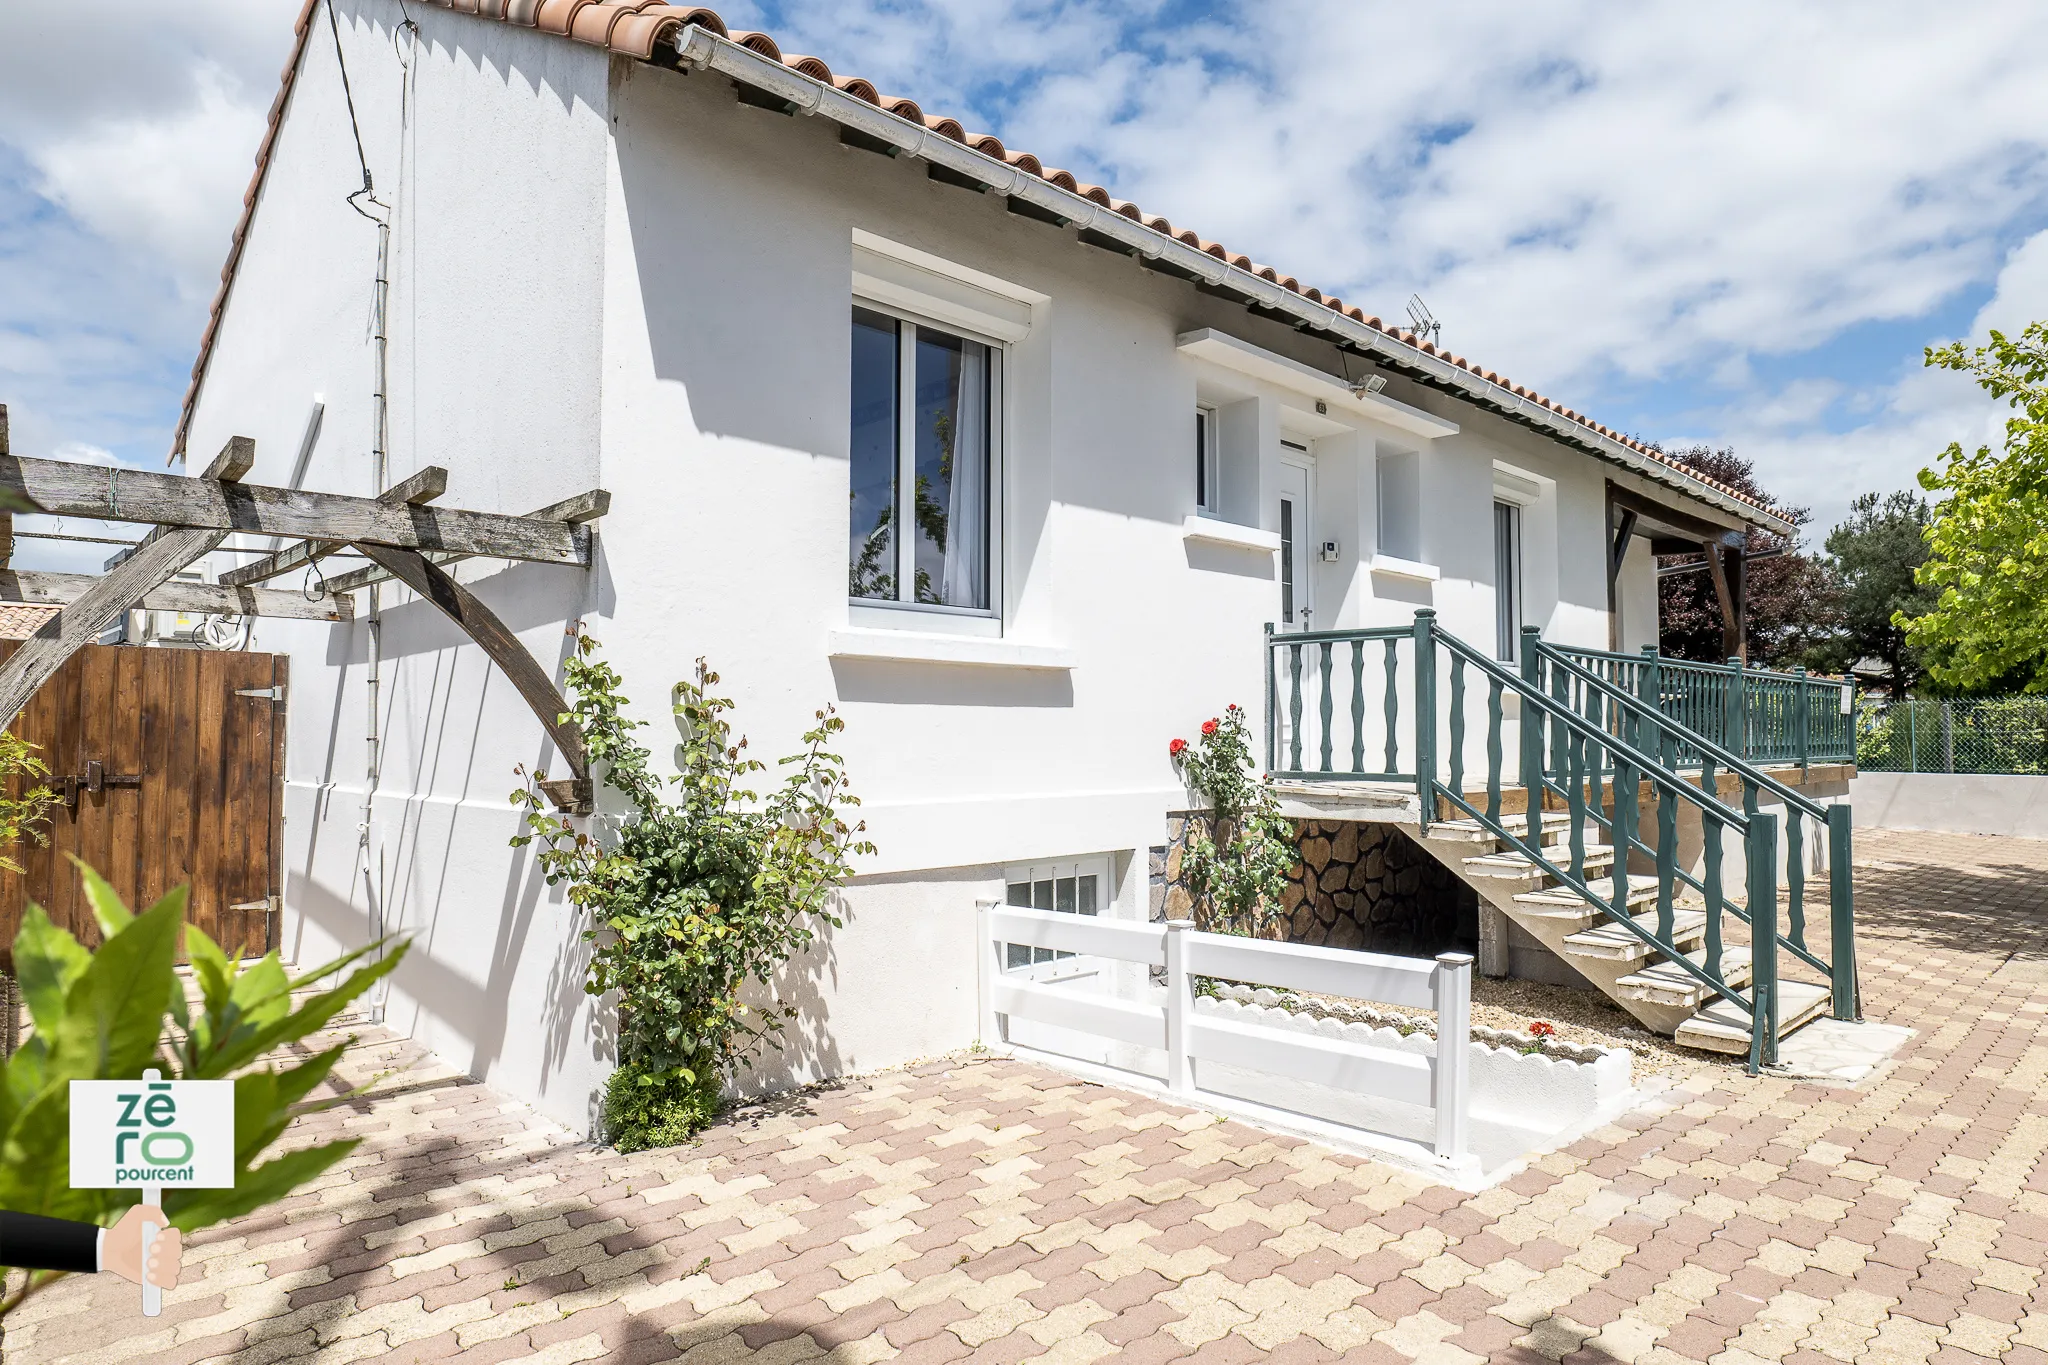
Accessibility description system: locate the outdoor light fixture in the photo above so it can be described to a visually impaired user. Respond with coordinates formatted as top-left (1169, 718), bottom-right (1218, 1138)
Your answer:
top-left (1354, 374), bottom-right (1389, 397)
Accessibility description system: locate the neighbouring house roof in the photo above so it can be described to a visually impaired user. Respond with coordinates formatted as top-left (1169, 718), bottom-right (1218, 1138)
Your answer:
top-left (176, 0), bottom-right (1791, 535)
top-left (0, 605), bottom-right (62, 640)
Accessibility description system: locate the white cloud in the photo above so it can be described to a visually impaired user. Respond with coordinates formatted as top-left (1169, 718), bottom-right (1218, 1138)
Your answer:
top-left (31, 67), bottom-right (268, 302)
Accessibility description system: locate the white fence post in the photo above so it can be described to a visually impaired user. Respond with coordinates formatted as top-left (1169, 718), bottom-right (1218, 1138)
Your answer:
top-left (1432, 951), bottom-right (1473, 1162)
top-left (976, 898), bottom-right (1000, 1047)
top-left (1165, 919), bottom-right (1195, 1096)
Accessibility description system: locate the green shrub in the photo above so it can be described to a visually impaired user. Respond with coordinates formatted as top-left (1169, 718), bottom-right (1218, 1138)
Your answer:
top-left (514, 635), bottom-right (872, 1151)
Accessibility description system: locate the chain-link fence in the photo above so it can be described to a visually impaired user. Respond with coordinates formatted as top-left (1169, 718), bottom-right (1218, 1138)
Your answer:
top-left (1857, 697), bottom-right (2048, 774)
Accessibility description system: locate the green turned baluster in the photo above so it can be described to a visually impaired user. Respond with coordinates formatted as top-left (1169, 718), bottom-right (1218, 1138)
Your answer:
top-left (1288, 641), bottom-right (1304, 773)
top-left (1549, 650), bottom-right (1569, 775)
top-left (1449, 655), bottom-right (1466, 796)
top-left (1657, 733), bottom-right (1678, 944)
top-left (1318, 641), bottom-right (1335, 774)
top-left (1794, 666), bottom-right (1811, 775)
top-left (1350, 640), bottom-right (1365, 773)
top-left (1383, 638), bottom-right (1400, 774)
top-left (1785, 810), bottom-right (1807, 953)
top-left (1567, 728), bottom-right (1587, 882)
top-left (1612, 753), bottom-right (1637, 918)
top-left (1519, 626), bottom-right (1544, 813)
top-left (1703, 807), bottom-right (1725, 985)
top-left (1486, 676), bottom-right (1504, 828)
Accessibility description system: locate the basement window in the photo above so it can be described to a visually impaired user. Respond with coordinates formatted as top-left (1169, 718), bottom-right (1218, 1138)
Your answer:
top-left (1004, 857), bottom-right (1108, 970)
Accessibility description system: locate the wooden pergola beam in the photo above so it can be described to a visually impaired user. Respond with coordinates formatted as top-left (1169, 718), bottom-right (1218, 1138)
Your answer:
top-left (322, 489), bottom-right (611, 597)
top-left (0, 569), bottom-right (352, 622)
top-left (0, 455), bottom-right (591, 565)
top-left (0, 436), bottom-right (260, 727)
top-left (352, 543), bottom-right (591, 813)
top-left (220, 465), bottom-right (449, 589)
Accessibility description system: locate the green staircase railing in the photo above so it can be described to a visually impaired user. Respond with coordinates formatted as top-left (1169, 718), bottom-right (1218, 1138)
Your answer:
top-left (1550, 644), bottom-right (1856, 769)
top-left (1262, 612), bottom-right (1862, 1071)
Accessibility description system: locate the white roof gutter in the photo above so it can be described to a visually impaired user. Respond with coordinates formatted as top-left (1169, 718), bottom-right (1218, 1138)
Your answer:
top-left (668, 26), bottom-right (1791, 538)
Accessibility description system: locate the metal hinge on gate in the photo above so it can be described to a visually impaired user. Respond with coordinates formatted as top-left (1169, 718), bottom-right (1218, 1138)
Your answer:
top-left (234, 685), bottom-right (286, 701)
top-left (228, 896), bottom-right (279, 915)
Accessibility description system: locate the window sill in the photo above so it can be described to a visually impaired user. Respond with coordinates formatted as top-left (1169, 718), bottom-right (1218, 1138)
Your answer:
top-left (828, 628), bottom-right (1076, 672)
top-left (1182, 515), bottom-right (1281, 554)
top-left (1369, 554), bottom-right (1441, 582)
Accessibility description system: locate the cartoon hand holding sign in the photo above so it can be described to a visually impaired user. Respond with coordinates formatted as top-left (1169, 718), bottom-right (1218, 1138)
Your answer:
top-left (67, 1068), bottom-right (234, 1315)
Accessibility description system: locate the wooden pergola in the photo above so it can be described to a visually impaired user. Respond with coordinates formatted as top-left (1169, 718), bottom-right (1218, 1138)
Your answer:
top-left (0, 418), bottom-right (603, 813)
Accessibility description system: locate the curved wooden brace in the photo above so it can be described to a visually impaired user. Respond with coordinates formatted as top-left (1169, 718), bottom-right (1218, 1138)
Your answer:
top-left (349, 543), bottom-right (592, 814)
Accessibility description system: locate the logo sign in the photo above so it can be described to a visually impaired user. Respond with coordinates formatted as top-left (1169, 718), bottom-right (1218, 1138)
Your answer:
top-left (69, 1078), bottom-right (235, 1190)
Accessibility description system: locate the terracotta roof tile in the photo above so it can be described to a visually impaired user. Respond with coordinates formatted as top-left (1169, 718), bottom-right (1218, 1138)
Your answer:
top-left (0, 605), bottom-right (61, 641)
top-left (172, 0), bottom-right (1781, 527)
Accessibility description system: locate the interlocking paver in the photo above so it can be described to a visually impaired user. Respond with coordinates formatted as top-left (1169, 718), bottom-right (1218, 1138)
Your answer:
top-left (14, 828), bottom-right (2048, 1363)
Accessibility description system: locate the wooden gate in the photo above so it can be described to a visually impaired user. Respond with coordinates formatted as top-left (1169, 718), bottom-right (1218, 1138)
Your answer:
top-left (0, 643), bottom-right (284, 958)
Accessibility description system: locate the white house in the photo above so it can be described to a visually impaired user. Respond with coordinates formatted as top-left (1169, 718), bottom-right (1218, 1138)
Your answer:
top-left (173, 0), bottom-right (1791, 1133)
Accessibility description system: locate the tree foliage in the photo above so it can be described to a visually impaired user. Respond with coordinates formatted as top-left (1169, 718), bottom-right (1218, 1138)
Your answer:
top-left (0, 864), bottom-right (405, 1319)
top-left (1902, 321), bottom-right (2048, 694)
top-left (512, 634), bottom-right (873, 1151)
top-left (1652, 445), bottom-right (1839, 667)
top-left (1805, 491), bottom-right (1941, 698)
top-left (1169, 706), bottom-right (1295, 936)
top-left (0, 729), bottom-right (56, 876)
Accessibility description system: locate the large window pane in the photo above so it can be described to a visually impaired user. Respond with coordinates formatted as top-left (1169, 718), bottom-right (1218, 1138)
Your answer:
top-left (849, 307), bottom-right (899, 600)
top-left (911, 329), bottom-right (990, 609)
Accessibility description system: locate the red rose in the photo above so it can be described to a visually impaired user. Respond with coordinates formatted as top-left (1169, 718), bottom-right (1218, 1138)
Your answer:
top-left (1169, 738), bottom-right (1188, 757)
top-left (1529, 1020), bottom-right (1556, 1038)
top-left (1201, 718), bottom-right (1219, 738)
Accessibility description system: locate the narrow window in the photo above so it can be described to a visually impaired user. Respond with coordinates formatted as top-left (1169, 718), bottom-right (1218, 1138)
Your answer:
top-left (1494, 499), bottom-right (1522, 661)
top-left (1194, 406), bottom-right (1219, 515)
top-left (849, 307), bottom-right (900, 600)
top-left (1279, 498), bottom-right (1296, 625)
top-left (849, 305), bottom-right (996, 611)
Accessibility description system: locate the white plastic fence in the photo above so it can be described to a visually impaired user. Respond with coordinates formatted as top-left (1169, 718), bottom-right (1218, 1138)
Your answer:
top-left (976, 902), bottom-right (1474, 1162)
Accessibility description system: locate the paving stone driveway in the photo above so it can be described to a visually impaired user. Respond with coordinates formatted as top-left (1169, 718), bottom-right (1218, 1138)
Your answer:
top-left (13, 827), bottom-right (2048, 1365)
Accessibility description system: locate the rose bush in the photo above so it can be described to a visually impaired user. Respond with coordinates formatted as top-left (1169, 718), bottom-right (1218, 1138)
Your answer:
top-left (1170, 704), bottom-right (1296, 936)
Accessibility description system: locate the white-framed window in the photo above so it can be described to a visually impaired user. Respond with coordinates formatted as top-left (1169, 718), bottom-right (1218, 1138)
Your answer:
top-left (849, 303), bottom-right (1002, 614)
top-left (1494, 499), bottom-right (1522, 662)
top-left (1004, 856), bottom-right (1110, 970)
top-left (1195, 405), bottom-right (1220, 516)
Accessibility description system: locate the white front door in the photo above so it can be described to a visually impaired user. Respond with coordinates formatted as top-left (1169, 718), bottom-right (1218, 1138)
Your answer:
top-left (1277, 451), bottom-right (1314, 632)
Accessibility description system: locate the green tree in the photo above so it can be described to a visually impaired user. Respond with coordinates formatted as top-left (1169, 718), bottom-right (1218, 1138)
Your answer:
top-left (1904, 321), bottom-right (2048, 693)
top-left (1652, 445), bottom-right (1839, 667)
top-left (1808, 491), bottom-right (1940, 698)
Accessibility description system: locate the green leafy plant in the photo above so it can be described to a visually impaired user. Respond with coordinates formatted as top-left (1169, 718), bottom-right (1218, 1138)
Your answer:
top-left (0, 862), bottom-right (406, 1319)
top-left (1169, 705), bottom-right (1297, 936)
top-left (0, 728), bottom-right (57, 875)
top-left (1904, 321), bottom-right (2048, 692)
top-left (512, 633), bottom-right (873, 1152)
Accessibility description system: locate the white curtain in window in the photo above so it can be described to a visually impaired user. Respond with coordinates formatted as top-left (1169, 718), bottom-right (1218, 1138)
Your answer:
top-left (941, 342), bottom-right (988, 608)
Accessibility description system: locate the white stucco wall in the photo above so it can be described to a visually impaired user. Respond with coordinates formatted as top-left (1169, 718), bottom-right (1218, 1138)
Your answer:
top-left (180, 4), bottom-right (1743, 1132)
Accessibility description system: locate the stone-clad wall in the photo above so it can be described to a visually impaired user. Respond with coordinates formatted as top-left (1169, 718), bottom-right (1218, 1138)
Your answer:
top-left (1150, 815), bottom-right (1476, 958)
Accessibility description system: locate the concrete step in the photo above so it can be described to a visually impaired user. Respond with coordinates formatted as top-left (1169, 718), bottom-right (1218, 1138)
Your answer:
top-left (1562, 909), bottom-right (1707, 963)
top-left (1464, 845), bottom-right (1616, 885)
top-left (1433, 812), bottom-right (1575, 844)
top-left (1615, 946), bottom-right (1753, 1009)
top-left (1513, 874), bottom-right (1660, 914)
top-left (1674, 981), bottom-right (1833, 1055)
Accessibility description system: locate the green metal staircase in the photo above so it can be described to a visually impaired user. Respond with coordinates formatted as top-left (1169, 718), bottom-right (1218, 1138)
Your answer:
top-left (1265, 611), bottom-right (1861, 1073)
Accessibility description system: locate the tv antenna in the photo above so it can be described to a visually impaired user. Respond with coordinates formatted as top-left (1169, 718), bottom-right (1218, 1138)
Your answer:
top-left (1405, 294), bottom-right (1442, 346)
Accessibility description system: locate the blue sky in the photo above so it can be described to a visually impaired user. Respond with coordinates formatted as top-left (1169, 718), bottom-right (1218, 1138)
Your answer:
top-left (2, 0), bottom-right (2046, 571)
